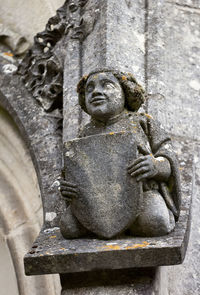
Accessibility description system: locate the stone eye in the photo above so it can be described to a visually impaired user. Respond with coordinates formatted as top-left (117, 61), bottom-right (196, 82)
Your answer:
top-left (86, 84), bottom-right (94, 92)
top-left (103, 81), bottom-right (114, 88)
top-left (69, 3), bottom-right (78, 12)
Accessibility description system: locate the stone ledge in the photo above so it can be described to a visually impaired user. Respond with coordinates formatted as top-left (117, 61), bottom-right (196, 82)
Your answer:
top-left (24, 206), bottom-right (191, 275)
top-left (24, 143), bottom-right (193, 275)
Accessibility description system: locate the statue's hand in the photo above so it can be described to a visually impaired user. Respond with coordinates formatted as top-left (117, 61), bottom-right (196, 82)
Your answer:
top-left (128, 155), bottom-right (160, 182)
top-left (128, 155), bottom-right (171, 181)
top-left (59, 180), bottom-right (78, 202)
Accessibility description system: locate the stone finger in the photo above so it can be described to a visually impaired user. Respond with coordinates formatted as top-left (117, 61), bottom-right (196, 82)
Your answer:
top-left (128, 161), bottom-right (148, 174)
top-left (59, 180), bottom-right (77, 188)
top-left (136, 172), bottom-right (151, 182)
top-left (128, 156), bottom-right (146, 169)
top-left (60, 186), bottom-right (78, 193)
top-left (130, 166), bottom-right (149, 177)
top-left (61, 191), bottom-right (77, 198)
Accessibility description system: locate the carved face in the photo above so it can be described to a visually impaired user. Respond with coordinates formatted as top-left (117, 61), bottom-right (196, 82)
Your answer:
top-left (85, 72), bottom-right (125, 121)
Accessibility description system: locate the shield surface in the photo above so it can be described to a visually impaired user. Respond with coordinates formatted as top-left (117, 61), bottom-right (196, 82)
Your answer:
top-left (64, 132), bottom-right (142, 238)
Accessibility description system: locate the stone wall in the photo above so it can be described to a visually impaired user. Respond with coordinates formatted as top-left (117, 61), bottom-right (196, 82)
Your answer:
top-left (0, 0), bottom-right (64, 43)
top-left (0, 0), bottom-right (199, 294)
top-left (147, 2), bottom-right (200, 294)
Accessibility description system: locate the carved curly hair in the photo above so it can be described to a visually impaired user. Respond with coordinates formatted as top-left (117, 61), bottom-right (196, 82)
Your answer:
top-left (77, 69), bottom-right (145, 113)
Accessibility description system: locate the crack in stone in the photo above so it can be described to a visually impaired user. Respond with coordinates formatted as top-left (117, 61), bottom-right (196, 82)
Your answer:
top-left (167, 1), bottom-right (200, 14)
top-left (144, 0), bottom-right (149, 113)
top-left (171, 133), bottom-right (200, 144)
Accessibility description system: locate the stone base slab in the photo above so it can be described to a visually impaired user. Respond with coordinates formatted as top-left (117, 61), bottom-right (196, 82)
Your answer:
top-left (24, 145), bottom-right (192, 276)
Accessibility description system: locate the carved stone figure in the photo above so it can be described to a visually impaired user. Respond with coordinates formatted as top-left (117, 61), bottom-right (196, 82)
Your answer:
top-left (59, 69), bottom-right (181, 239)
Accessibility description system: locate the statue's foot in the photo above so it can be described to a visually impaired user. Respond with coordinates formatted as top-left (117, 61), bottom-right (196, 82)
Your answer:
top-left (130, 190), bottom-right (175, 237)
top-left (60, 205), bottom-right (89, 239)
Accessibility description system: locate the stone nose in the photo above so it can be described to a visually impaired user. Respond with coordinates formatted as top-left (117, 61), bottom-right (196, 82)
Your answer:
top-left (92, 84), bottom-right (104, 96)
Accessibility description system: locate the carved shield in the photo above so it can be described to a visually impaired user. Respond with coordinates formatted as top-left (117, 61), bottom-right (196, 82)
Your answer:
top-left (64, 132), bottom-right (142, 239)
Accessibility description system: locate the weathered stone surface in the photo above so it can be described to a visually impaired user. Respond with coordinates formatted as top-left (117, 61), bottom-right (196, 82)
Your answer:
top-left (147, 0), bottom-right (200, 141)
top-left (146, 1), bottom-right (200, 294)
top-left (0, 52), bottom-right (64, 228)
top-left (63, 0), bottom-right (82, 141)
top-left (0, 106), bottom-right (61, 295)
top-left (24, 213), bottom-right (189, 275)
top-left (170, 0), bottom-right (200, 9)
top-left (24, 146), bottom-right (192, 275)
top-left (60, 268), bottom-right (157, 295)
top-left (63, 0), bottom-right (146, 141)
top-left (64, 132), bottom-right (141, 238)
top-left (60, 69), bottom-right (181, 241)
top-left (0, 24), bottom-right (29, 56)
top-left (0, 0), bottom-right (197, 294)
top-left (81, 0), bottom-right (145, 82)
top-left (0, 0), bottom-right (64, 44)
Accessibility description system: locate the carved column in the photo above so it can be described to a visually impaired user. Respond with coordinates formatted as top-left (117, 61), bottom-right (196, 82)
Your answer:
top-left (63, 0), bottom-right (146, 141)
top-left (63, 0), bottom-right (82, 141)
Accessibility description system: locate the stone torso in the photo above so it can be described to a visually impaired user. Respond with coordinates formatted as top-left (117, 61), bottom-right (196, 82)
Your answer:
top-left (79, 111), bottom-right (152, 155)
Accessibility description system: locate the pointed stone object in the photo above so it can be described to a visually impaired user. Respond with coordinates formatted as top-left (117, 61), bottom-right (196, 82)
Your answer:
top-left (64, 132), bottom-right (142, 238)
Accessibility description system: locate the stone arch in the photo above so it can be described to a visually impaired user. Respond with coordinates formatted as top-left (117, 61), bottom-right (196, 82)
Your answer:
top-left (0, 106), bottom-right (61, 294)
top-left (0, 73), bottom-right (64, 227)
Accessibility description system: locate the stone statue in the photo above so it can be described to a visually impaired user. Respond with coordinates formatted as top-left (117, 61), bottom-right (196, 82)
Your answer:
top-left (59, 69), bottom-right (181, 239)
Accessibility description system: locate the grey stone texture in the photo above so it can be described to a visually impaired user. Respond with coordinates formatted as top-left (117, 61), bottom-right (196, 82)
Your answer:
top-left (146, 1), bottom-right (200, 294)
top-left (60, 268), bottom-right (158, 295)
top-left (147, 0), bottom-right (200, 141)
top-left (0, 24), bottom-right (29, 56)
top-left (0, 0), bottom-right (199, 294)
top-left (60, 68), bottom-right (182, 241)
top-left (0, 52), bottom-right (64, 228)
top-left (81, 0), bottom-right (145, 80)
top-left (63, 132), bottom-right (141, 239)
top-left (63, 0), bottom-right (82, 141)
top-left (0, 0), bottom-right (64, 44)
top-left (0, 87), bottom-right (61, 294)
top-left (0, 2), bottom-right (66, 294)
top-left (23, 133), bottom-right (192, 276)
top-left (63, 0), bottom-right (146, 141)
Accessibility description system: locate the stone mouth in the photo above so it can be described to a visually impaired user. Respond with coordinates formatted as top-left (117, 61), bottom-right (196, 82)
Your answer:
top-left (91, 96), bottom-right (106, 103)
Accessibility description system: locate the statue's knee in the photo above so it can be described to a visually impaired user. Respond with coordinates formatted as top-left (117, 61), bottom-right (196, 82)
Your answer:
top-left (130, 190), bottom-right (175, 237)
top-left (137, 211), bottom-right (173, 236)
top-left (60, 205), bottom-right (88, 238)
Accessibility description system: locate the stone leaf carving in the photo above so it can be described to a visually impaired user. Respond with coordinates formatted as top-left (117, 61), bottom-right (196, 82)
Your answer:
top-left (17, 0), bottom-right (99, 112)
top-left (17, 2), bottom-right (68, 111)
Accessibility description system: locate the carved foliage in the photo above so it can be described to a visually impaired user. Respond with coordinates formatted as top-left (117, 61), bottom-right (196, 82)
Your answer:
top-left (18, 0), bottom-right (91, 112)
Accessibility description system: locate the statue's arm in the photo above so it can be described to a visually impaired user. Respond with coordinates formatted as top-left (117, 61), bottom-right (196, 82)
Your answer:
top-left (128, 113), bottom-right (181, 218)
top-left (128, 114), bottom-right (173, 182)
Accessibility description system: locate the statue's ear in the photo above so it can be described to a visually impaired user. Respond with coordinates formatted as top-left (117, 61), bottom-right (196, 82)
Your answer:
top-left (77, 75), bottom-right (89, 114)
top-left (125, 83), bottom-right (145, 112)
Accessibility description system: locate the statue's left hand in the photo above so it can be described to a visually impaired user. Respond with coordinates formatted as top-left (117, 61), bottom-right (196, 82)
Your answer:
top-left (128, 155), bottom-right (162, 181)
top-left (59, 180), bottom-right (78, 202)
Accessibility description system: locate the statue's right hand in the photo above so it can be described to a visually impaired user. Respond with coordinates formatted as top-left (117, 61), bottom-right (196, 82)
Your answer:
top-left (59, 180), bottom-right (78, 202)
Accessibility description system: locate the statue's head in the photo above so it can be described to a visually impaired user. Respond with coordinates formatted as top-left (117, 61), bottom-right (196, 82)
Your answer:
top-left (77, 69), bottom-right (145, 121)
